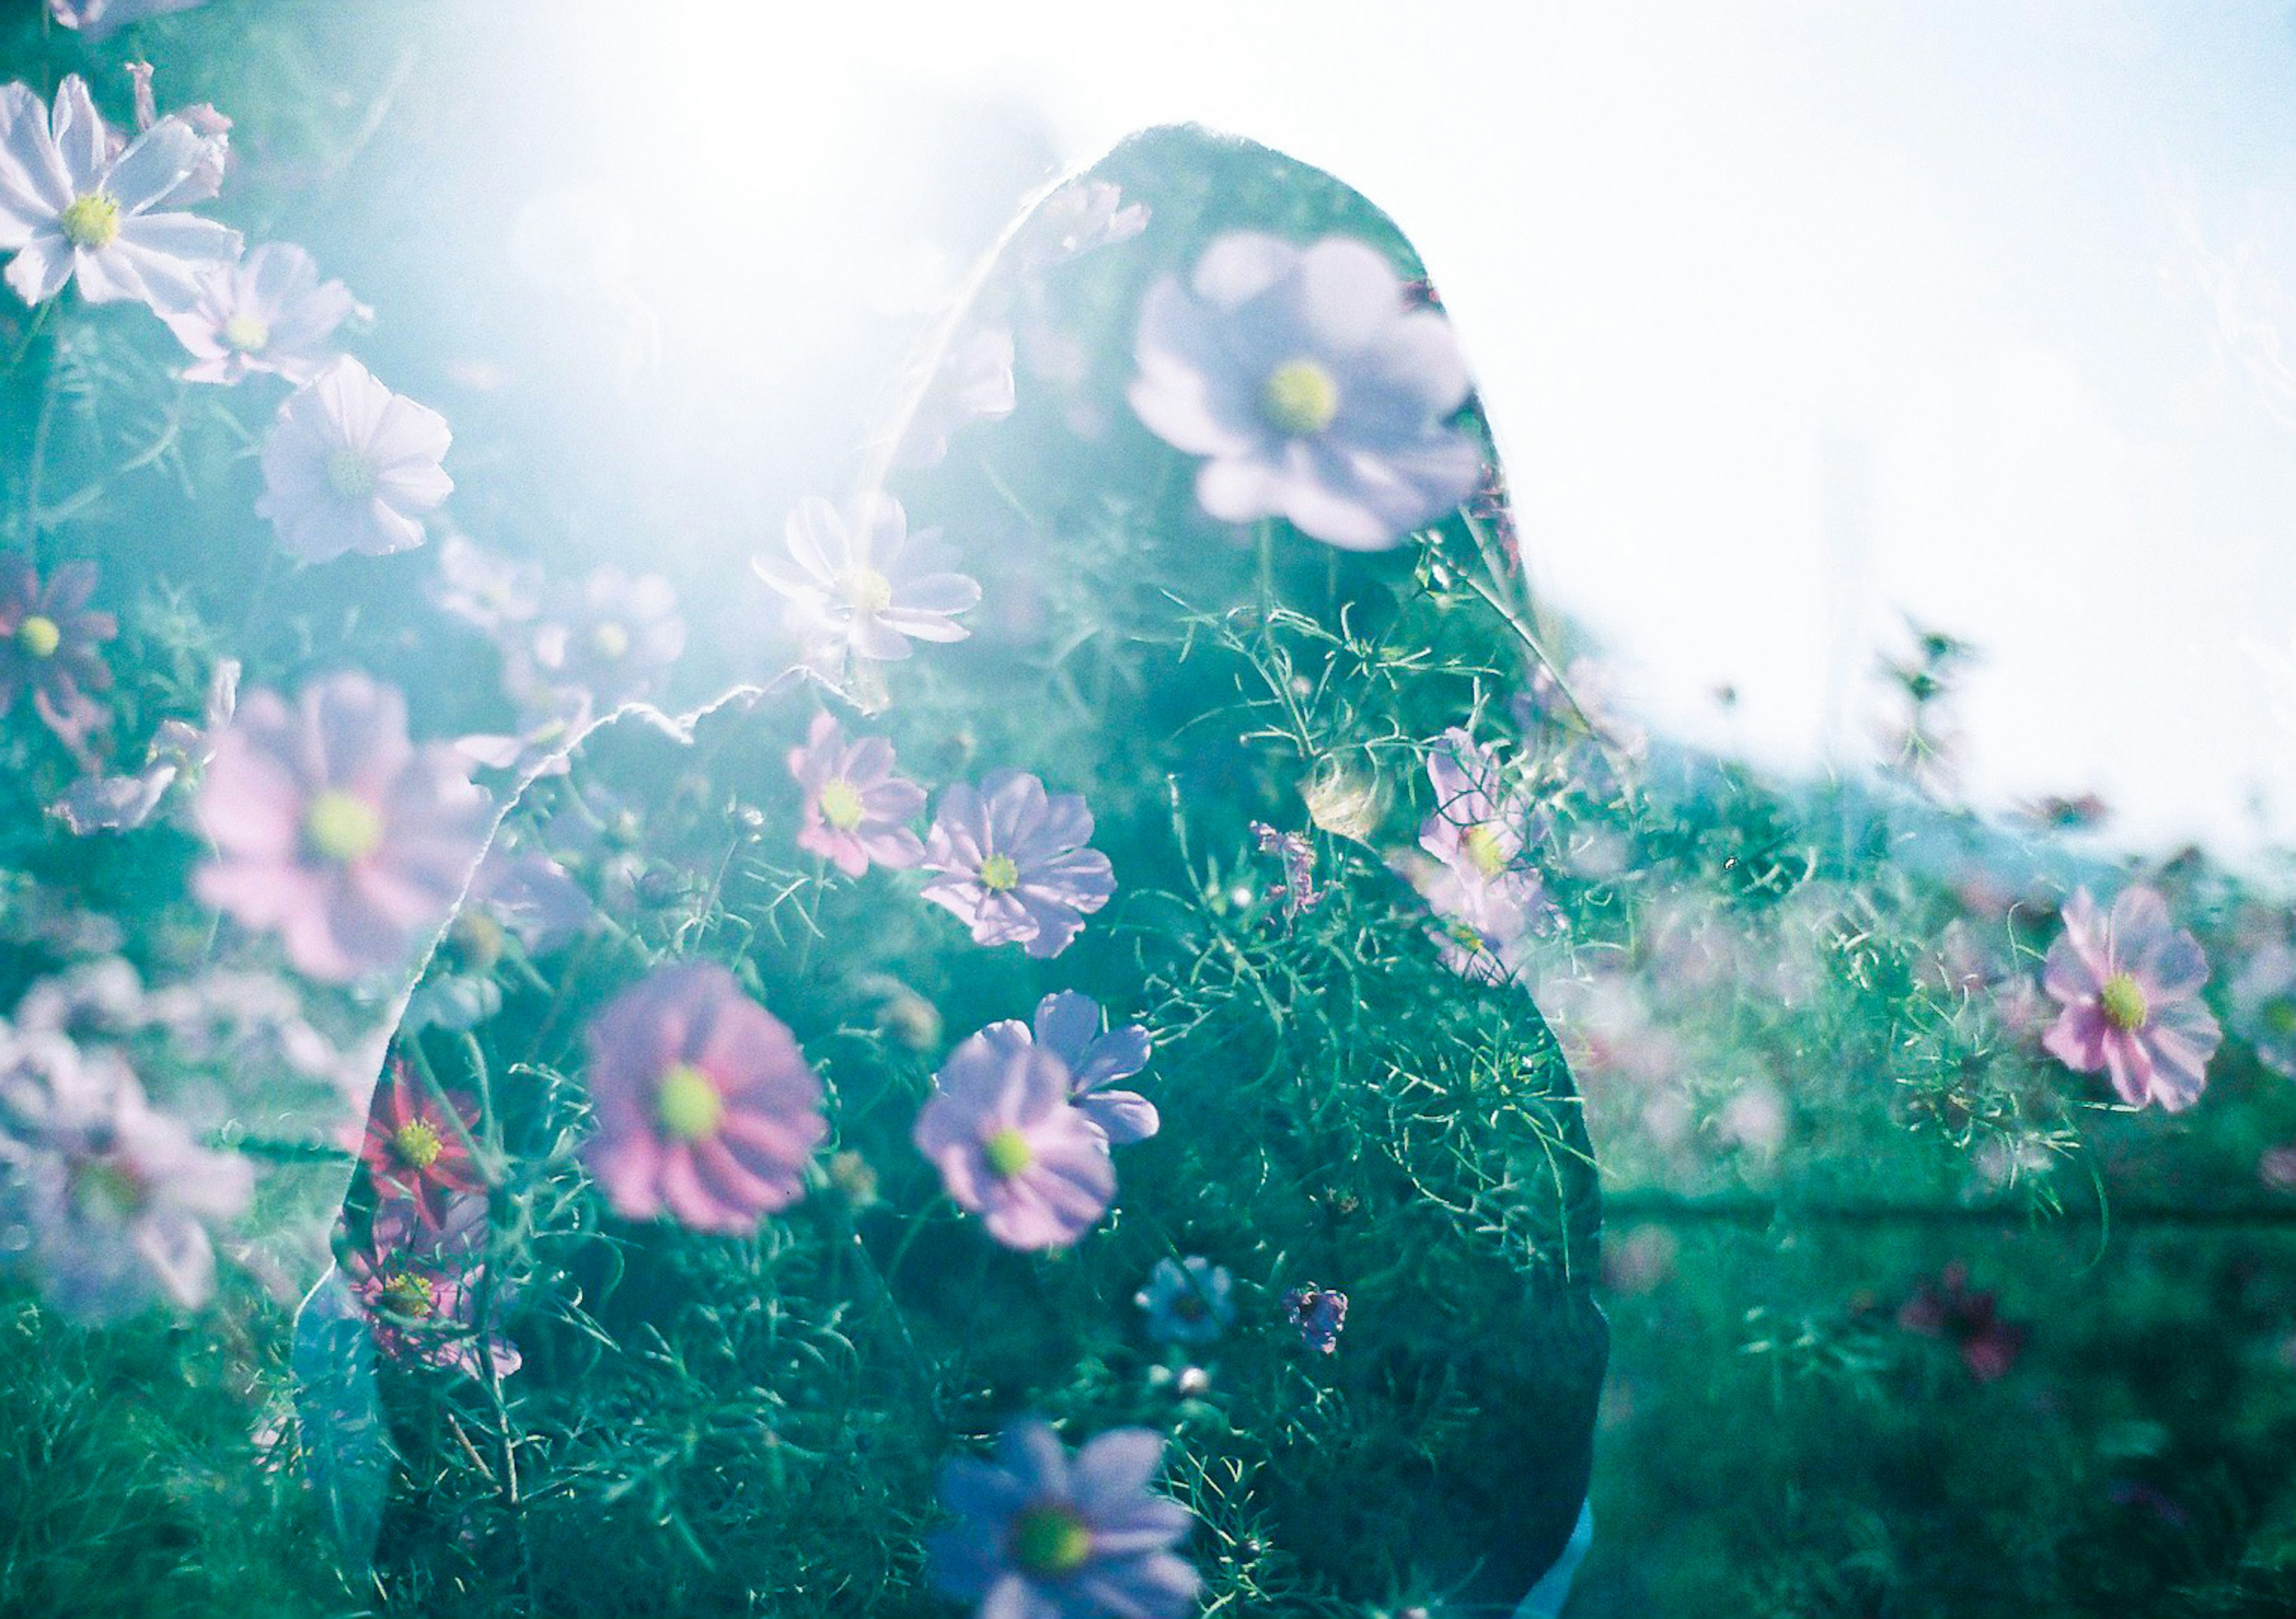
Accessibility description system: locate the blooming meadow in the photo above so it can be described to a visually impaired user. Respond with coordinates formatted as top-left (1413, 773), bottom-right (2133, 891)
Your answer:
top-left (2, 9), bottom-right (2296, 1619)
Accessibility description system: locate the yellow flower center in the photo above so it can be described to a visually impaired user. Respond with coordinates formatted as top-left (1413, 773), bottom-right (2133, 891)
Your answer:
top-left (16, 615), bottom-right (60, 659)
top-left (380, 1270), bottom-right (435, 1319)
top-left (655, 1062), bottom-right (723, 1143)
top-left (818, 778), bottom-right (866, 832)
top-left (1262, 358), bottom-right (1340, 436)
top-left (590, 621), bottom-right (631, 661)
top-left (978, 853), bottom-right (1020, 893)
top-left (327, 450), bottom-right (377, 500)
top-left (1461, 823), bottom-right (1510, 880)
top-left (982, 1126), bottom-right (1034, 1177)
top-left (60, 192), bottom-right (120, 250)
top-left (303, 790), bottom-right (384, 864)
top-left (2099, 972), bottom-right (2149, 1033)
top-left (838, 568), bottom-right (893, 616)
top-left (1007, 1502), bottom-right (1094, 1576)
top-left (390, 1117), bottom-right (444, 1171)
top-left (1448, 921), bottom-right (1487, 952)
top-left (222, 314), bottom-right (271, 353)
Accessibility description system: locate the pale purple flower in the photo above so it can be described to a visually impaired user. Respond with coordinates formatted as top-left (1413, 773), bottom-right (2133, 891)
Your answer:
top-left (1020, 179), bottom-right (1149, 271)
top-left (0, 1029), bottom-right (251, 1322)
top-left (1419, 726), bottom-right (1543, 908)
top-left (257, 356), bottom-right (452, 563)
top-left (753, 492), bottom-right (980, 672)
top-left (429, 533), bottom-right (542, 635)
top-left (54, 656), bottom-right (234, 834)
top-left (2230, 942), bottom-right (2296, 1080)
top-left (786, 711), bottom-right (924, 877)
top-left (191, 670), bottom-right (492, 985)
top-left (929, 1418), bottom-right (1197, 1619)
top-left (1136, 1256), bottom-right (1234, 1346)
top-left (50, 0), bottom-right (207, 41)
top-left (1251, 820), bottom-right (1324, 923)
top-left (466, 844), bottom-right (591, 955)
top-left (161, 242), bottom-right (356, 385)
top-left (897, 325), bottom-right (1016, 468)
top-left (343, 1192), bottom-right (520, 1377)
top-left (581, 963), bottom-right (827, 1234)
top-left (0, 555), bottom-right (114, 735)
top-left (2041, 887), bottom-right (2223, 1112)
top-left (913, 1037), bottom-right (1115, 1251)
top-left (964, 991), bottom-right (1158, 1145)
top-left (1281, 1284), bottom-right (1348, 1354)
top-left (120, 65), bottom-right (230, 208)
top-left (531, 566), bottom-right (684, 705)
top-left (1129, 232), bottom-right (1483, 550)
top-left (0, 75), bottom-right (239, 311)
top-left (920, 772), bottom-right (1115, 960)
top-left (1513, 656), bottom-right (1648, 758)
top-left (455, 686), bottom-right (593, 783)
top-left (1399, 852), bottom-right (1537, 985)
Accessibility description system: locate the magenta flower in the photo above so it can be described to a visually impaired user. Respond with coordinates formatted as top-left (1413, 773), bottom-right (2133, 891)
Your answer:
top-left (1897, 1263), bottom-right (2026, 1382)
top-left (753, 493), bottom-right (980, 672)
top-left (343, 1192), bottom-right (520, 1377)
top-left (257, 357), bottom-right (452, 563)
top-left (581, 963), bottom-right (828, 1234)
top-left (49, 0), bottom-right (207, 40)
top-left (2040, 887), bottom-right (2222, 1111)
top-left (0, 75), bottom-right (240, 311)
top-left (162, 242), bottom-right (358, 386)
top-left (920, 771), bottom-right (1115, 959)
top-left (1281, 1284), bottom-right (1349, 1354)
top-left (928, 1418), bottom-right (1197, 1619)
top-left (0, 555), bottom-right (114, 735)
top-left (786, 711), bottom-right (924, 877)
top-left (963, 991), bottom-right (1158, 1145)
top-left (531, 565), bottom-right (685, 706)
top-left (912, 1037), bottom-right (1115, 1251)
top-left (191, 671), bottom-right (491, 985)
top-left (0, 1031), bottom-right (252, 1322)
top-left (1129, 232), bottom-right (1483, 550)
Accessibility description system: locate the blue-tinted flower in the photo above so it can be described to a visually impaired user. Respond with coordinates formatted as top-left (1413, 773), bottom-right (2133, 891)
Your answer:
top-left (787, 712), bottom-right (925, 878)
top-left (967, 991), bottom-right (1157, 1145)
top-left (162, 241), bottom-right (357, 386)
top-left (929, 1418), bottom-right (1198, 1619)
top-left (0, 75), bottom-right (240, 311)
top-left (920, 771), bottom-right (1114, 959)
top-left (1137, 1256), bottom-right (1234, 1346)
top-left (1281, 1283), bottom-right (1348, 1354)
top-left (2230, 943), bottom-right (2296, 1080)
top-left (913, 1037), bottom-right (1115, 1251)
top-left (532, 565), bottom-right (685, 706)
top-left (257, 357), bottom-right (452, 563)
top-left (429, 533), bottom-right (542, 635)
top-left (1129, 232), bottom-right (1482, 550)
top-left (753, 493), bottom-right (979, 673)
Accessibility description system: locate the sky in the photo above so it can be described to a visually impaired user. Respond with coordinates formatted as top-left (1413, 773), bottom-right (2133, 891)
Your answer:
top-left (624, 0), bottom-right (2296, 859)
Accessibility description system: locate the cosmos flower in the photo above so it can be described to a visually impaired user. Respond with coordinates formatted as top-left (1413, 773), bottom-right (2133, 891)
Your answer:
top-left (191, 670), bottom-right (492, 985)
top-left (920, 771), bottom-right (1115, 959)
top-left (963, 991), bottom-right (1158, 1145)
top-left (753, 493), bottom-right (979, 673)
top-left (581, 963), bottom-right (828, 1234)
top-left (429, 532), bottom-right (542, 636)
top-left (48, 0), bottom-right (208, 41)
top-left (161, 242), bottom-right (357, 386)
top-left (2040, 887), bottom-right (2222, 1112)
top-left (1281, 1284), bottom-right (1349, 1354)
top-left (786, 711), bottom-right (924, 877)
top-left (530, 565), bottom-right (685, 707)
top-left (53, 655), bottom-right (234, 834)
top-left (464, 842), bottom-right (591, 955)
top-left (912, 1036), bottom-right (1115, 1251)
top-left (1398, 852), bottom-right (1537, 985)
top-left (0, 556), bottom-right (115, 737)
top-left (359, 1056), bottom-right (483, 1221)
top-left (1897, 1262), bottom-right (2026, 1382)
top-left (1018, 179), bottom-right (1149, 271)
top-left (929, 1418), bottom-right (1197, 1619)
top-left (0, 75), bottom-right (239, 312)
top-left (257, 356), bottom-right (453, 563)
top-left (896, 325), bottom-right (1016, 468)
top-left (1419, 726), bottom-right (1543, 908)
top-left (0, 1030), bottom-right (252, 1322)
top-left (343, 1191), bottom-right (520, 1377)
top-left (1136, 1256), bottom-right (1235, 1346)
top-left (1129, 231), bottom-right (1483, 550)
top-left (2228, 942), bottom-right (2296, 1081)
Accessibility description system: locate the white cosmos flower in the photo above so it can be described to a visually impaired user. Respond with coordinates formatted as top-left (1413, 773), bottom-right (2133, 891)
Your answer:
top-left (753, 492), bottom-right (981, 674)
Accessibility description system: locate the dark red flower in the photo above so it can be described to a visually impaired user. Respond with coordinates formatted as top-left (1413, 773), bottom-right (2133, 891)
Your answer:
top-left (1898, 1262), bottom-right (2026, 1382)
top-left (359, 1056), bottom-right (484, 1220)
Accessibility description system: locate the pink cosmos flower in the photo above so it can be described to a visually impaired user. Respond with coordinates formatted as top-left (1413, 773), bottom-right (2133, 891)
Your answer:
top-left (581, 963), bottom-right (828, 1234)
top-left (343, 1192), bottom-right (519, 1377)
top-left (358, 1056), bottom-right (483, 1223)
top-left (786, 712), bottom-right (924, 877)
top-left (1419, 726), bottom-right (1544, 905)
top-left (912, 1037), bottom-right (1115, 1251)
top-left (191, 671), bottom-right (492, 985)
top-left (753, 492), bottom-right (980, 673)
top-left (0, 555), bottom-right (114, 739)
top-left (163, 241), bottom-right (358, 386)
top-left (0, 75), bottom-right (240, 311)
top-left (257, 357), bottom-right (453, 563)
top-left (0, 1030), bottom-right (252, 1322)
top-left (2040, 886), bottom-right (2222, 1112)
top-left (962, 991), bottom-right (1158, 1145)
top-left (920, 771), bottom-right (1115, 959)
